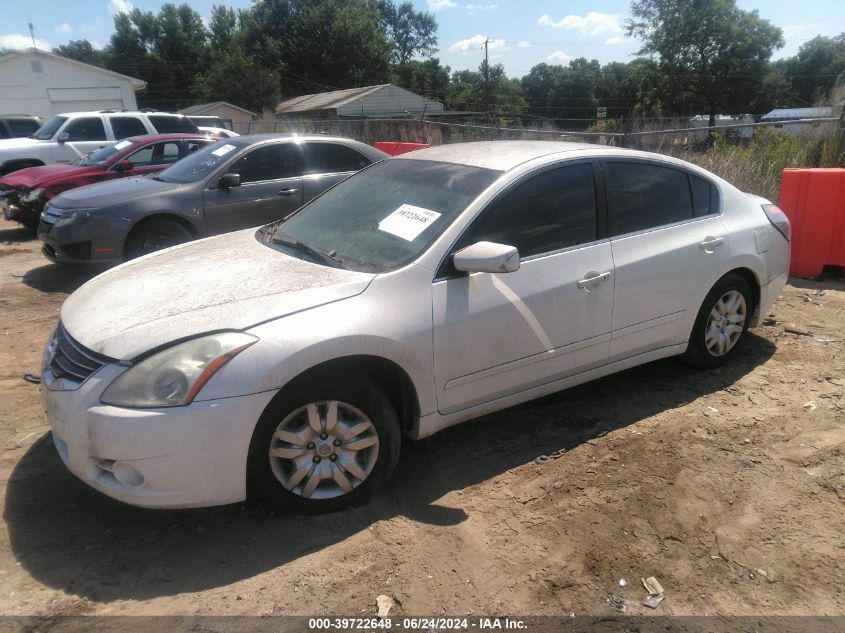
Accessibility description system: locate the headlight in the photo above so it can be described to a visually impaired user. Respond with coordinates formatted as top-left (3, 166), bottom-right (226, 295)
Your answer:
top-left (22, 188), bottom-right (45, 203)
top-left (100, 332), bottom-right (258, 408)
top-left (48, 207), bottom-right (97, 225)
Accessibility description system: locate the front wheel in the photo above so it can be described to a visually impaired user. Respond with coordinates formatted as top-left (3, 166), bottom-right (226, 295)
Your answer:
top-left (124, 218), bottom-right (193, 260)
top-left (684, 273), bottom-right (754, 368)
top-left (247, 377), bottom-right (401, 514)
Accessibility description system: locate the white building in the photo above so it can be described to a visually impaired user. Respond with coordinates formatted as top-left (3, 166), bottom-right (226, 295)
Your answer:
top-left (275, 84), bottom-right (444, 119)
top-left (0, 48), bottom-right (145, 118)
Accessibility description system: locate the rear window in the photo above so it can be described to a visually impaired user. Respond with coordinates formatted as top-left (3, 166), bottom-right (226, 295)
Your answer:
top-left (690, 174), bottom-right (719, 217)
top-left (147, 115), bottom-right (198, 134)
top-left (305, 143), bottom-right (371, 174)
top-left (110, 116), bottom-right (147, 139)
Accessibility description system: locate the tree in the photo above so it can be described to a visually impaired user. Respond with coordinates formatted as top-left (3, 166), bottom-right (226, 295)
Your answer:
top-left (53, 40), bottom-right (103, 66)
top-left (103, 3), bottom-right (209, 110)
top-left (627, 0), bottom-right (784, 124)
top-left (448, 63), bottom-right (526, 123)
top-left (208, 5), bottom-right (240, 58)
top-left (196, 49), bottom-right (281, 113)
top-left (242, 0), bottom-right (392, 97)
top-left (376, 1), bottom-right (437, 67)
top-left (392, 57), bottom-right (450, 102)
top-left (781, 34), bottom-right (845, 106)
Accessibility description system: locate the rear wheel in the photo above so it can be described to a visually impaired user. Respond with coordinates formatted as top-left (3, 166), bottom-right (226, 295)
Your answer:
top-left (684, 273), bottom-right (754, 368)
top-left (124, 218), bottom-right (193, 260)
top-left (247, 377), bottom-right (401, 514)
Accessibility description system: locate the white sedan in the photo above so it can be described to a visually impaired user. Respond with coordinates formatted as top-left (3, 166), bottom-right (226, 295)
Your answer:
top-left (41, 141), bottom-right (790, 513)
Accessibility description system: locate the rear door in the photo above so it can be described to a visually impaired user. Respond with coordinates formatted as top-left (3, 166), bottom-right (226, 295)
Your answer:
top-left (603, 160), bottom-right (727, 361)
top-left (432, 160), bottom-right (614, 413)
top-left (202, 142), bottom-right (305, 235)
top-left (301, 142), bottom-right (374, 201)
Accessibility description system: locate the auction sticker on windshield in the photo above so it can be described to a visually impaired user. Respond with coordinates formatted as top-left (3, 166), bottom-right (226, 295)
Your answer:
top-left (378, 204), bottom-right (441, 241)
top-left (113, 140), bottom-right (133, 150)
top-left (212, 144), bottom-right (237, 157)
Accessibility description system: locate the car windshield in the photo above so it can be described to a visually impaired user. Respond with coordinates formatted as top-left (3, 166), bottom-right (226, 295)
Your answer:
top-left (263, 159), bottom-right (501, 273)
top-left (154, 139), bottom-right (249, 184)
top-left (32, 116), bottom-right (67, 140)
top-left (73, 139), bottom-right (136, 166)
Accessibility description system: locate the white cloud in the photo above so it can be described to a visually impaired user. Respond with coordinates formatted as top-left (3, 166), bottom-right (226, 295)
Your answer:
top-left (604, 36), bottom-right (628, 45)
top-left (546, 51), bottom-right (572, 64)
top-left (0, 34), bottom-right (52, 50)
top-left (538, 11), bottom-right (624, 37)
top-left (108, 0), bottom-right (133, 16)
top-left (55, 23), bottom-right (72, 35)
top-left (449, 34), bottom-right (506, 54)
top-left (466, 3), bottom-right (497, 15)
top-left (427, 0), bottom-right (457, 11)
top-left (517, 41), bottom-right (531, 48)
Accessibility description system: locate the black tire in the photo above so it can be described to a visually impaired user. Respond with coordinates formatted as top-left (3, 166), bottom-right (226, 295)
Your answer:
top-left (247, 376), bottom-right (401, 514)
top-left (124, 217), bottom-right (193, 260)
top-left (684, 273), bottom-right (754, 368)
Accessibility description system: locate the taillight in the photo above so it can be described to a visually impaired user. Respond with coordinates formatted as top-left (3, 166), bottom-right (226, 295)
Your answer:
top-left (762, 204), bottom-right (791, 242)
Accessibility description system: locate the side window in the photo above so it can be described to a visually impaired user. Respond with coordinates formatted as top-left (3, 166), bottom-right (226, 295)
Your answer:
top-left (229, 143), bottom-right (303, 183)
top-left (63, 117), bottom-right (106, 141)
top-left (148, 115), bottom-right (196, 133)
top-left (186, 140), bottom-right (209, 154)
top-left (690, 174), bottom-right (718, 217)
top-left (110, 116), bottom-right (147, 139)
top-left (305, 143), bottom-right (371, 175)
top-left (125, 142), bottom-right (181, 167)
top-left (8, 119), bottom-right (40, 137)
top-left (464, 163), bottom-right (598, 259)
top-left (607, 162), bottom-right (693, 235)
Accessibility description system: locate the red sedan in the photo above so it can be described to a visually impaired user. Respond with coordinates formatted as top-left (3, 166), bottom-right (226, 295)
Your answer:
top-left (0, 133), bottom-right (217, 227)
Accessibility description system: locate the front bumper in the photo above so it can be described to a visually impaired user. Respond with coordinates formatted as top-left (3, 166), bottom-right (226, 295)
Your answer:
top-left (38, 209), bottom-right (130, 264)
top-left (42, 361), bottom-right (276, 509)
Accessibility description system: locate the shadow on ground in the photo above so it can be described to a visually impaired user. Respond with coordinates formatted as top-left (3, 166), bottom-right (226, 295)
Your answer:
top-left (0, 225), bottom-right (36, 242)
top-left (4, 333), bottom-right (775, 602)
top-left (23, 263), bottom-right (107, 294)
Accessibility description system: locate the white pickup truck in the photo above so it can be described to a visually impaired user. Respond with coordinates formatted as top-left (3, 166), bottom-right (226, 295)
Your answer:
top-left (0, 110), bottom-right (199, 175)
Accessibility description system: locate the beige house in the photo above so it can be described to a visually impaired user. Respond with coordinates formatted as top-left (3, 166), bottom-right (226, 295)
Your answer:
top-left (275, 84), bottom-right (444, 119)
top-left (179, 101), bottom-right (258, 134)
top-left (0, 48), bottom-right (144, 118)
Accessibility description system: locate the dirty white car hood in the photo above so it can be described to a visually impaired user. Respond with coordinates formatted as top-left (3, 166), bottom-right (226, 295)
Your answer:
top-left (61, 228), bottom-right (376, 359)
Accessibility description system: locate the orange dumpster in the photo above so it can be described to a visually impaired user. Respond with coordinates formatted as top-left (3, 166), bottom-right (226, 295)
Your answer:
top-left (375, 142), bottom-right (431, 156)
top-left (778, 168), bottom-right (845, 277)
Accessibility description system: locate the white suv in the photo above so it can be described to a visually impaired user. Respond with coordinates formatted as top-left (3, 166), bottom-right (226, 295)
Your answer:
top-left (0, 111), bottom-right (199, 175)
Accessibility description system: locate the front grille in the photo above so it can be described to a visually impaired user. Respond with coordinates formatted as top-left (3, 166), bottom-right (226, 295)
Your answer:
top-left (46, 322), bottom-right (112, 387)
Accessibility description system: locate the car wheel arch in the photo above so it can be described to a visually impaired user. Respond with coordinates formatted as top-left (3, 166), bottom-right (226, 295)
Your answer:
top-left (265, 355), bottom-right (421, 435)
top-left (123, 213), bottom-right (199, 251)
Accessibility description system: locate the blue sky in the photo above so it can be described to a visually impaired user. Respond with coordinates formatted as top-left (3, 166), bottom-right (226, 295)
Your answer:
top-left (2, 0), bottom-right (842, 77)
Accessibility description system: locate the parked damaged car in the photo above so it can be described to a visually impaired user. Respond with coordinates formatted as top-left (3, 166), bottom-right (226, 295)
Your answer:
top-left (42, 141), bottom-right (790, 514)
top-left (38, 135), bottom-right (387, 264)
top-left (0, 134), bottom-right (217, 228)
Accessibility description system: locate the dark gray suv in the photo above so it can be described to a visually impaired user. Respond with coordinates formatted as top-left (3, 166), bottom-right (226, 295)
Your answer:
top-left (38, 134), bottom-right (388, 264)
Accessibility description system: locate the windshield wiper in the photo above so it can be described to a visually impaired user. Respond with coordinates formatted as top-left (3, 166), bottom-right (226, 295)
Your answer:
top-left (273, 234), bottom-right (343, 268)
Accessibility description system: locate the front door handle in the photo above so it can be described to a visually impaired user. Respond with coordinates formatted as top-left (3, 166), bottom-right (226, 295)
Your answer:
top-left (578, 271), bottom-right (611, 292)
top-left (699, 236), bottom-right (724, 251)
top-left (277, 188), bottom-right (299, 196)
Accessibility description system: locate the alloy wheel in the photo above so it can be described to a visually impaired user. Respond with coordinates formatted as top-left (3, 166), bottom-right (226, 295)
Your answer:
top-left (705, 289), bottom-right (747, 356)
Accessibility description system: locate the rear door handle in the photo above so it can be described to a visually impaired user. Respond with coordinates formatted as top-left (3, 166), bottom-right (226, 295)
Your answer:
top-left (277, 188), bottom-right (299, 196)
top-left (578, 271), bottom-right (611, 292)
top-left (699, 236), bottom-right (724, 251)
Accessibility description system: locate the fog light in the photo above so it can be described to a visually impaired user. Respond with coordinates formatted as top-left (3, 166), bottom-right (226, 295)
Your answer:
top-left (112, 462), bottom-right (144, 487)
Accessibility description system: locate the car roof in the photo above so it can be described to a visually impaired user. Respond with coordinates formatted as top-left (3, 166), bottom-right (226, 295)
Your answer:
top-left (54, 111), bottom-right (187, 118)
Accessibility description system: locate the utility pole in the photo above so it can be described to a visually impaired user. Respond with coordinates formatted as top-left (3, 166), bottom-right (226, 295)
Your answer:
top-left (28, 22), bottom-right (36, 48)
top-left (482, 37), bottom-right (490, 83)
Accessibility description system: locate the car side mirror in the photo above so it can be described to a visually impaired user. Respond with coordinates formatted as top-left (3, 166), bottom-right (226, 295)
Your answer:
top-left (218, 173), bottom-right (241, 189)
top-left (115, 160), bottom-right (133, 172)
top-left (57, 132), bottom-right (69, 144)
top-left (453, 241), bottom-right (520, 274)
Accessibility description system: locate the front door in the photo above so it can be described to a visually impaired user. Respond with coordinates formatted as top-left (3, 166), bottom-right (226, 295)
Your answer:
top-left (50, 116), bottom-right (109, 163)
top-left (202, 142), bottom-right (305, 235)
top-left (432, 161), bottom-right (614, 414)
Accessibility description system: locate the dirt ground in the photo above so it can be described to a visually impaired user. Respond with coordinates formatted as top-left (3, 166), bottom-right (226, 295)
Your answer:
top-left (0, 217), bottom-right (843, 621)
